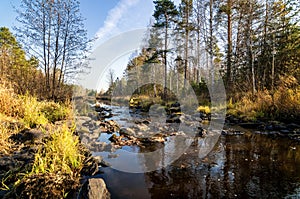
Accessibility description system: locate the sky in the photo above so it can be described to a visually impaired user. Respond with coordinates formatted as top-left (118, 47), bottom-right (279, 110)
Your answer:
top-left (0, 0), bottom-right (180, 91)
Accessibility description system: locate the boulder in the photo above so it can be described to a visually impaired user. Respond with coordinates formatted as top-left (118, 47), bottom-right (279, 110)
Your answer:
top-left (136, 123), bottom-right (149, 132)
top-left (79, 178), bottom-right (110, 199)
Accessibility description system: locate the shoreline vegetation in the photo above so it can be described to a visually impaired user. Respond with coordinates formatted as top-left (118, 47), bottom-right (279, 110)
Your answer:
top-left (0, 82), bottom-right (107, 198)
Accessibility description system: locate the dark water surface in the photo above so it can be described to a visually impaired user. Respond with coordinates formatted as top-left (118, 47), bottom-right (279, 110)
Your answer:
top-left (95, 106), bottom-right (300, 199)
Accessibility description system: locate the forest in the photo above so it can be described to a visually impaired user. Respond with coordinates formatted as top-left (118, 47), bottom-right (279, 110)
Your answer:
top-left (107, 0), bottom-right (300, 122)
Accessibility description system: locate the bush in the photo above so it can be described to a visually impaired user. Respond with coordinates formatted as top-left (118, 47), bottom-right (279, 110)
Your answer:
top-left (41, 101), bottom-right (72, 123)
top-left (19, 94), bottom-right (48, 128)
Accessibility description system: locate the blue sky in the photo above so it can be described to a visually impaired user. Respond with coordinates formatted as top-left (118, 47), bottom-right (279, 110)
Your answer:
top-left (0, 0), bottom-right (153, 39)
top-left (0, 0), bottom-right (180, 91)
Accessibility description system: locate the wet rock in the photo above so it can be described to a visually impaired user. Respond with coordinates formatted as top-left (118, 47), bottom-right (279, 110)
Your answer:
top-left (99, 120), bottom-right (120, 133)
top-left (90, 142), bottom-right (113, 152)
top-left (107, 154), bottom-right (119, 159)
top-left (92, 156), bottom-right (111, 167)
top-left (99, 159), bottom-right (112, 167)
top-left (199, 112), bottom-right (210, 120)
top-left (191, 113), bottom-right (203, 122)
top-left (221, 129), bottom-right (244, 136)
top-left (239, 123), bottom-right (261, 129)
top-left (93, 156), bottom-right (103, 164)
top-left (109, 134), bottom-right (141, 146)
top-left (198, 127), bottom-right (207, 137)
top-left (13, 147), bottom-right (36, 164)
top-left (98, 112), bottom-right (113, 119)
top-left (166, 114), bottom-right (181, 123)
top-left (120, 127), bottom-right (136, 137)
top-left (108, 134), bottom-right (119, 143)
top-left (79, 178), bottom-right (110, 199)
top-left (76, 116), bottom-right (92, 126)
top-left (140, 133), bottom-right (166, 144)
top-left (136, 123), bottom-right (149, 132)
top-left (171, 102), bottom-right (180, 107)
top-left (95, 106), bottom-right (112, 113)
top-left (78, 126), bottom-right (90, 134)
top-left (279, 129), bottom-right (291, 135)
top-left (0, 157), bottom-right (16, 171)
top-left (88, 112), bottom-right (99, 121)
top-left (9, 129), bottom-right (45, 145)
top-left (226, 115), bottom-right (240, 124)
top-left (169, 107), bottom-right (181, 113)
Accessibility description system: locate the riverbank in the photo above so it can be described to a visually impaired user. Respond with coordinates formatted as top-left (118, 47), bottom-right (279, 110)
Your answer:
top-left (102, 93), bottom-right (300, 136)
top-left (0, 83), bottom-right (109, 198)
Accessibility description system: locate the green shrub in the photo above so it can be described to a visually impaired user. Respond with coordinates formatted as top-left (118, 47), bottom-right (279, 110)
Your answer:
top-left (41, 101), bottom-right (72, 123)
top-left (20, 94), bottom-right (48, 128)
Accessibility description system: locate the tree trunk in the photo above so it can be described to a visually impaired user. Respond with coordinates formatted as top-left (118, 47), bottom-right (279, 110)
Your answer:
top-left (226, 0), bottom-right (233, 88)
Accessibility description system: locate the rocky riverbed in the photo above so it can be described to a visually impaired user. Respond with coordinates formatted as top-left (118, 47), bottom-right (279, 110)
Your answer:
top-left (82, 102), bottom-right (300, 199)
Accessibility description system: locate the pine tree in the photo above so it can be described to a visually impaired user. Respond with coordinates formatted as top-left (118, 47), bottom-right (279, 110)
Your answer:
top-left (153, 0), bottom-right (179, 99)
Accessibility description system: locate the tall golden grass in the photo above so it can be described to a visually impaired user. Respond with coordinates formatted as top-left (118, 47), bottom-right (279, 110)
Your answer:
top-left (0, 81), bottom-right (83, 198)
top-left (234, 76), bottom-right (300, 121)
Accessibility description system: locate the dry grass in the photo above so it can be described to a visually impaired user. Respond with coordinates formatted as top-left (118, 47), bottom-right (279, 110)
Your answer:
top-left (0, 82), bottom-right (23, 118)
top-left (0, 121), bottom-right (13, 155)
top-left (0, 81), bottom-right (73, 128)
top-left (0, 81), bottom-right (85, 198)
top-left (234, 76), bottom-right (300, 121)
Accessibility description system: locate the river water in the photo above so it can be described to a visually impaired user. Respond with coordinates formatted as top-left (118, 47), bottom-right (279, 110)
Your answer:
top-left (92, 106), bottom-right (300, 199)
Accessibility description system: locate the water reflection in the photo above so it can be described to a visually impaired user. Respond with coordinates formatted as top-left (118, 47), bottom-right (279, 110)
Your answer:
top-left (98, 131), bottom-right (300, 199)
top-left (94, 106), bottom-right (300, 198)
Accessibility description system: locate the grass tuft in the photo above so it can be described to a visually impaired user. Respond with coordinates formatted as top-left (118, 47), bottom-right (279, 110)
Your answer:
top-left (31, 124), bottom-right (82, 175)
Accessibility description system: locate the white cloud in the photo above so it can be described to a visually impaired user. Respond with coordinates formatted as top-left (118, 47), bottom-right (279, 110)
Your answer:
top-left (95, 0), bottom-right (140, 41)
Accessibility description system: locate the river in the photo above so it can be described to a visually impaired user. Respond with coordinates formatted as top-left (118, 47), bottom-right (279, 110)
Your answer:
top-left (92, 105), bottom-right (300, 199)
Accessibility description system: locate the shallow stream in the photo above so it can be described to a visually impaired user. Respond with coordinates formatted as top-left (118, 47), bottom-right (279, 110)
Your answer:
top-left (93, 106), bottom-right (300, 199)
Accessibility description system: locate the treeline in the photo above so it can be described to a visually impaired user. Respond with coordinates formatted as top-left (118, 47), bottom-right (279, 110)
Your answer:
top-left (108, 0), bottom-right (300, 101)
top-left (0, 27), bottom-right (46, 98)
top-left (0, 26), bottom-right (72, 100)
